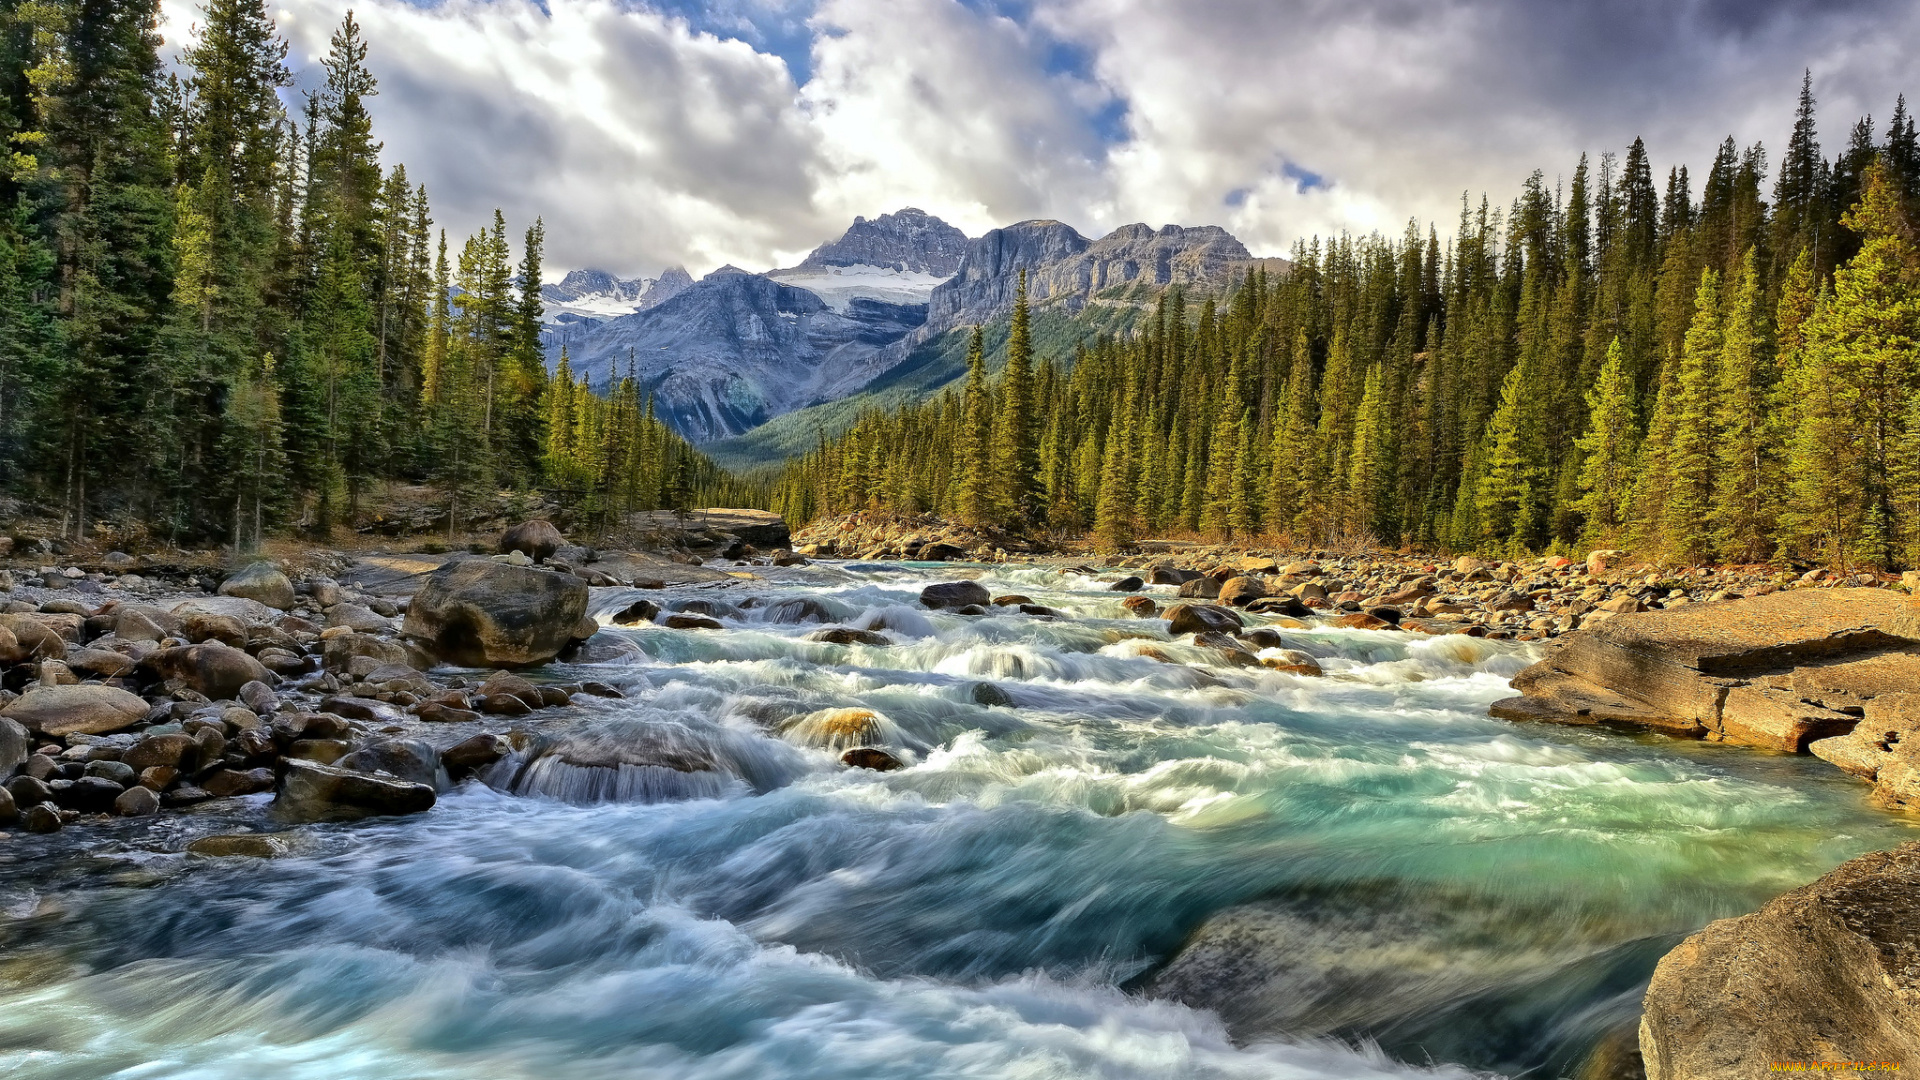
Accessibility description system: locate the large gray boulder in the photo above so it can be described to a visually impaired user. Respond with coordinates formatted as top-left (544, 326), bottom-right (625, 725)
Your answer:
top-left (139, 643), bottom-right (273, 700)
top-left (499, 519), bottom-right (564, 563)
top-left (217, 561), bottom-right (296, 611)
top-left (402, 557), bottom-right (591, 668)
top-left (2, 685), bottom-right (148, 737)
top-left (1640, 841), bottom-right (1920, 1078)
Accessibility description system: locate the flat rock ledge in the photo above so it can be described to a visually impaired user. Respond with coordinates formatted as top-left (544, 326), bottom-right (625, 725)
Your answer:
top-left (1492, 587), bottom-right (1917, 753)
top-left (1641, 841), bottom-right (1920, 1079)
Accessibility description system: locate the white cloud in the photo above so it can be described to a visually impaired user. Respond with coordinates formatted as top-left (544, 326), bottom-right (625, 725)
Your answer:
top-left (156, 0), bottom-right (1920, 276)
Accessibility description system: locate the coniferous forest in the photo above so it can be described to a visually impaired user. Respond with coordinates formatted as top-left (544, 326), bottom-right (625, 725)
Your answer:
top-left (0, 0), bottom-right (752, 548)
top-left (774, 78), bottom-right (1920, 568)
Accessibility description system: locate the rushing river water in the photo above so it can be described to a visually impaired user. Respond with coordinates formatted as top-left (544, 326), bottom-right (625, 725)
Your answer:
top-left (0, 560), bottom-right (1912, 1079)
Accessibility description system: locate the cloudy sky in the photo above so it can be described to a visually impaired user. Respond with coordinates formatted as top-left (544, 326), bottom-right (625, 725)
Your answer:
top-left (157, 0), bottom-right (1920, 279)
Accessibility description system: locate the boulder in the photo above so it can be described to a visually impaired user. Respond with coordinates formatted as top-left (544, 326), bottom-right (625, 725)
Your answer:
top-left (1245, 596), bottom-right (1313, 618)
top-left (1166, 604), bottom-right (1244, 637)
top-left (663, 614), bottom-right (723, 631)
top-left (182, 612), bottom-right (248, 647)
top-left (66, 648), bottom-right (134, 679)
top-left (611, 599), bottom-right (659, 625)
top-left (171, 596), bottom-right (280, 625)
top-left (202, 767), bottom-right (276, 797)
top-left (113, 785), bottom-right (160, 816)
top-left (0, 614), bottom-right (66, 661)
top-left (1495, 588), bottom-right (1911, 752)
top-left (324, 604), bottom-right (394, 633)
top-left (499, 519), bottom-right (565, 563)
top-left (920, 580), bottom-right (992, 610)
top-left (2, 684), bottom-right (148, 736)
top-left (764, 597), bottom-right (832, 624)
top-left (321, 632), bottom-right (420, 673)
top-left (1120, 596), bottom-right (1159, 617)
top-left (841, 747), bottom-right (903, 771)
top-left (274, 758), bottom-right (436, 820)
top-left (919, 543), bottom-right (966, 562)
top-left (1217, 576), bottom-right (1268, 608)
top-left (442, 733), bottom-right (509, 777)
top-left (1177, 577), bottom-right (1223, 600)
top-left (1108, 576), bottom-right (1144, 592)
top-left (188, 834), bottom-right (290, 858)
top-left (1640, 841), bottom-right (1920, 1079)
top-left (140, 643), bottom-right (273, 701)
top-left (337, 739), bottom-right (441, 789)
top-left (402, 557), bottom-right (591, 668)
top-left (217, 561), bottom-right (296, 611)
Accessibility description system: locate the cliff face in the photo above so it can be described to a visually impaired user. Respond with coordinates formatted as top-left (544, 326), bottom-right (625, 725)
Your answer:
top-left (561, 269), bottom-right (924, 442)
top-left (916, 219), bottom-right (1092, 337)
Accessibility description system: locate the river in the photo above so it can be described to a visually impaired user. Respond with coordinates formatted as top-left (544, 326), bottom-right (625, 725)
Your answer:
top-left (0, 560), bottom-right (1910, 1079)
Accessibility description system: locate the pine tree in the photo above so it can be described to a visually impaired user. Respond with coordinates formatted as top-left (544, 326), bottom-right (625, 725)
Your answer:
top-left (993, 270), bottom-right (1038, 521)
top-left (1575, 338), bottom-right (1639, 541)
top-left (1712, 248), bottom-right (1777, 561)
top-left (1659, 269), bottom-right (1725, 562)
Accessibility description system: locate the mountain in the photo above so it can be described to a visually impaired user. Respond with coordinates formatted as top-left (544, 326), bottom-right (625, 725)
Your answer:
top-left (556, 267), bottom-right (928, 442)
top-left (549, 208), bottom-right (1278, 454)
top-left (797, 207), bottom-right (969, 274)
top-left (764, 207), bottom-right (967, 312)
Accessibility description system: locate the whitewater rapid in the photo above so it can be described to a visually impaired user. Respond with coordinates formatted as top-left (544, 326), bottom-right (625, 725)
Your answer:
top-left (0, 560), bottom-right (1910, 1079)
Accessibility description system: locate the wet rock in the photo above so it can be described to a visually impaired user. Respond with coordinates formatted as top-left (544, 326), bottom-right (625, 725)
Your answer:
top-left (480, 693), bottom-right (534, 716)
top-left (1811, 694), bottom-right (1920, 810)
top-left (402, 557), bottom-right (591, 668)
top-left (1150, 565), bottom-right (1201, 586)
top-left (1364, 606), bottom-right (1404, 625)
top-left (320, 695), bottom-right (393, 722)
top-left (1017, 604), bottom-right (1063, 618)
top-left (810, 627), bottom-right (890, 647)
top-left (442, 733), bottom-right (509, 777)
top-left (337, 739), bottom-right (440, 788)
top-left (1245, 596), bottom-right (1313, 618)
top-left (286, 738), bottom-right (351, 764)
top-left (1640, 841), bottom-right (1920, 1079)
top-left (140, 643), bottom-right (273, 701)
top-left (991, 594), bottom-right (1033, 607)
top-left (611, 599), bottom-right (659, 625)
top-left (1167, 604), bottom-right (1244, 637)
top-left (275, 758), bottom-right (436, 820)
top-left (1120, 596), bottom-right (1159, 618)
top-left (1335, 612), bottom-right (1393, 631)
top-left (1263, 650), bottom-right (1324, 676)
top-left (187, 833), bottom-right (290, 858)
top-left (218, 561), bottom-right (296, 611)
top-left (783, 707), bottom-right (893, 751)
top-left (238, 680), bottom-right (279, 715)
top-left (971, 682), bottom-right (1014, 707)
top-left (0, 786), bottom-right (13, 824)
top-left (920, 580), bottom-right (992, 610)
top-left (113, 784), bottom-right (159, 816)
top-left (415, 702), bottom-right (482, 723)
top-left (1108, 576), bottom-right (1144, 592)
top-left (492, 725), bottom-right (737, 804)
top-left (952, 604), bottom-right (989, 616)
top-left (164, 786), bottom-right (214, 807)
top-left (2, 684), bottom-right (148, 737)
top-left (1194, 631), bottom-right (1262, 667)
top-left (918, 542), bottom-right (966, 562)
top-left (663, 614), bottom-right (723, 631)
top-left (765, 597), bottom-right (833, 624)
top-left (1498, 588), bottom-right (1908, 751)
top-left (499, 519), bottom-right (565, 563)
top-left (841, 747), bottom-right (903, 771)
top-left (59, 775), bottom-right (124, 811)
top-left (20, 801), bottom-right (61, 832)
top-left (202, 767), bottom-right (276, 797)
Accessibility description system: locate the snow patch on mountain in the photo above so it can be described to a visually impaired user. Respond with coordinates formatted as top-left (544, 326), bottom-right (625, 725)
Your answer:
top-left (764, 264), bottom-right (951, 312)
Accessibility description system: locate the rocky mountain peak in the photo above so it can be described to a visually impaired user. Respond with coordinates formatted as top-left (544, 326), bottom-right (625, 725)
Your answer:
top-left (798, 208), bottom-right (970, 276)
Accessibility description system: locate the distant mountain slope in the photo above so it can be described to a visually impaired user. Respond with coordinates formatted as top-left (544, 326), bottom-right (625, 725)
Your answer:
top-left (558, 268), bottom-right (928, 442)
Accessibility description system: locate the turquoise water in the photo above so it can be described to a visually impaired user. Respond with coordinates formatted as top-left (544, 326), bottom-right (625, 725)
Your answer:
top-left (0, 561), bottom-right (1909, 1079)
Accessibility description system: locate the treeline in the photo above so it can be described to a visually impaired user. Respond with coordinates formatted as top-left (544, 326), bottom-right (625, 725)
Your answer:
top-left (773, 78), bottom-right (1920, 568)
top-left (0, 0), bottom-right (752, 547)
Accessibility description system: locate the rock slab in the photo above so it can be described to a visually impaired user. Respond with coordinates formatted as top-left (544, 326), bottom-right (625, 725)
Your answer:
top-left (1641, 841), bottom-right (1920, 1079)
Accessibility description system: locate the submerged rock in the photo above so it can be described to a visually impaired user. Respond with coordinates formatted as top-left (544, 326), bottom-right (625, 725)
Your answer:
top-left (487, 724), bottom-right (741, 804)
top-left (1640, 841), bottom-right (1920, 1078)
top-left (810, 627), bottom-right (890, 647)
